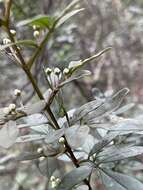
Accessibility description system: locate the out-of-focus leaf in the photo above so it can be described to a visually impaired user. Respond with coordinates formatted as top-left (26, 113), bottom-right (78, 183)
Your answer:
top-left (17, 15), bottom-right (55, 29)
top-left (100, 169), bottom-right (143, 190)
top-left (0, 40), bottom-right (38, 50)
top-left (60, 70), bottom-right (91, 87)
top-left (65, 125), bottom-right (89, 149)
top-left (98, 145), bottom-right (143, 163)
top-left (17, 100), bottom-right (46, 115)
top-left (43, 141), bottom-right (66, 157)
top-left (16, 134), bottom-right (46, 142)
top-left (56, 165), bottom-right (92, 190)
top-left (25, 113), bottom-right (48, 125)
top-left (68, 47), bottom-right (112, 73)
top-left (89, 132), bottom-right (118, 156)
top-left (114, 103), bottom-right (135, 115)
top-left (44, 128), bottom-right (65, 144)
top-left (82, 134), bottom-right (96, 154)
top-left (16, 151), bottom-right (43, 161)
top-left (30, 124), bottom-right (49, 134)
top-left (56, 8), bottom-right (84, 28)
top-left (0, 121), bottom-right (18, 148)
top-left (86, 88), bottom-right (129, 122)
top-left (36, 157), bottom-right (59, 178)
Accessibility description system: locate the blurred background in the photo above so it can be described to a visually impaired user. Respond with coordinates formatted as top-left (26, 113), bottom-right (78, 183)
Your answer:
top-left (0, 0), bottom-right (143, 189)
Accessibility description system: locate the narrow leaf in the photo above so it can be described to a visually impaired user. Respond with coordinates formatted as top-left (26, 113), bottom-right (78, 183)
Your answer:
top-left (100, 169), bottom-right (143, 190)
top-left (56, 165), bottom-right (92, 190)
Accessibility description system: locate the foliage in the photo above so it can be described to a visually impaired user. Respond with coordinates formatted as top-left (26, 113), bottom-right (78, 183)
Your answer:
top-left (0, 0), bottom-right (143, 190)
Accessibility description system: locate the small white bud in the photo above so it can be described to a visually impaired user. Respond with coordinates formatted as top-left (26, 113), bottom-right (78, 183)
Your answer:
top-left (51, 181), bottom-right (57, 188)
top-left (14, 89), bottom-right (21, 96)
top-left (3, 38), bottom-right (11, 45)
top-left (39, 156), bottom-right (45, 161)
top-left (58, 137), bottom-right (65, 144)
top-left (3, 107), bottom-right (10, 115)
top-left (37, 148), bottom-right (43, 153)
top-left (33, 30), bottom-right (40, 38)
top-left (9, 103), bottom-right (16, 111)
top-left (45, 67), bottom-right (52, 74)
top-left (50, 176), bottom-right (56, 182)
top-left (92, 153), bottom-right (96, 159)
top-left (56, 178), bottom-right (61, 184)
top-left (32, 25), bottom-right (37, 30)
top-left (54, 67), bottom-right (61, 75)
top-left (63, 68), bottom-right (70, 75)
top-left (10, 29), bottom-right (16, 36)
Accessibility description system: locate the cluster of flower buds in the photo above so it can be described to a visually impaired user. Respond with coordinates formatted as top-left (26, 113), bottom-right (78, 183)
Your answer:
top-left (58, 137), bottom-right (65, 144)
top-left (50, 175), bottom-right (61, 188)
top-left (45, 67), bottom-right (71, 88)
top-left (3, 103), bottom-right (16, 115)
top-left (33, 25), bottom-right (40, 38)
top-left (3, 38), bottom-right (11, 45)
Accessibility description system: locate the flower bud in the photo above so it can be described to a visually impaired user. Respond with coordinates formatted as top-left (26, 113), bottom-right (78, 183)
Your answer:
top-left (32, 25), bottom-right (37, 30)
top-left (37, 148), bottom-right (43, 153)
top-left (9, 103), bottom-right (16, 111)
top-left (45, 67), bottom-right (52, 75)
top-left (3, 38), bottom-right (11, 45)
top-left (50, 176), bottom-right (56, 182)
top-left (54, 67), bottom-right (61, 75)
top-left (51, 181), bottom-right (57, 188)
top-left (58, 137), bottom-right (65, 144)
top-left (63, 68), bottom-right (70, 75)
top-left (56, 178), bottom-right (61, 184)
top-left (14, 89), bottom-right (21, 96)
top-left (10, 29), bottom-right (16, 36)
top-left (39, 156), bottom-right (45, 161)
top-left (33, 30), bottom-right (40, 38)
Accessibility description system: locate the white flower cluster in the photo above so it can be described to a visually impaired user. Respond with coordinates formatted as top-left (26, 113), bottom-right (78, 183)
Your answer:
top-left (50, 175), bottom-right (61, 188)
top-left (45, 67), bottom-right (70, 88)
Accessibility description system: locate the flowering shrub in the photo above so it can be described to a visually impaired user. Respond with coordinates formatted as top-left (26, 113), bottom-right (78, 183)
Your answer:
top-left (0, 0), bottom-right (143, 189)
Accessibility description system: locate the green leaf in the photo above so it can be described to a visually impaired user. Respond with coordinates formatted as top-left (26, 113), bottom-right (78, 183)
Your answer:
top-left (68, 47), bottom-right (112, 73)
top-left (36, 157), bottom-right (59, 178)
top-left (16, 134), bottom-right (46, 142)
top-left (56, 165), bottom-right (92, 190)
top-left (17, 100), bottom-right (46, 115)
top-left (100, 169), bottom-right (143, 190)
top-left (89, 132), bottom-right (118, 156)
top-left (16, 151), bottom-right (43, 161)
top-left (0, 121), bottom-right (18, 148)
top-left (65, 125), bottom-right (89, 149)
top-left (60, 70), bottom-right (91, 87)
top-left (17, 15), bottom-right (55, 29)
top-left (0, 40), bottom-right (38, 50)
top-left (85, 88), bottom-right (129, 122)
top-left (99, 145), bottom-right (143, 163)
top-left (44, 128), bottom-right (65, 144)
top-left (56, 8), bottom-right (84, 28)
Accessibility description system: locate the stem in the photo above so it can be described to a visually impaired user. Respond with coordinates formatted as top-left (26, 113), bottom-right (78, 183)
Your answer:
top-left (4, 2), bottom-right (92, 189)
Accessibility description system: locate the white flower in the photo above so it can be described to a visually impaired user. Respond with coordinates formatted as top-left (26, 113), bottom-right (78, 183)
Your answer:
top-left (14, 89), bottom-right (21, 96)
top-left (9, 103), bottom-right (16, 111)
top-left (54, 67), bottom-right (61, 75)
top-left (10, 29), bottom-right (16, 36)
top-left (33, 30), bottom-right (40, 38)
top-left (63, 68), bottom-right (70, 75)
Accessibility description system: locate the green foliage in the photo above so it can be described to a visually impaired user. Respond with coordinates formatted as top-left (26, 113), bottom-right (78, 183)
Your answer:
top-left (0, 0), bottom-right (143, 190)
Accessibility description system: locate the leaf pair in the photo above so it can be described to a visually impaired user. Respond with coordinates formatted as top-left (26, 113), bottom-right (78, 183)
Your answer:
top-left (100, 169), bottom-right (143, 190)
